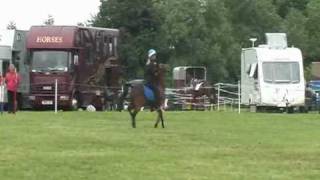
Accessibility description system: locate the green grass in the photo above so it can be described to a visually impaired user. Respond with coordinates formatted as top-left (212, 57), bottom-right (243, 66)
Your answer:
top-left (0, 111), bottom-right (320, 180)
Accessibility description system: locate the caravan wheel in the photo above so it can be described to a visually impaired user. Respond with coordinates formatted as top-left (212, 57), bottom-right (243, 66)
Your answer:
top-left (249, 105), bottom-right (257, 113)
top-left (286, 107), bottom-right (294, 114)
top-left (299, 106), bottom-right (308, 113)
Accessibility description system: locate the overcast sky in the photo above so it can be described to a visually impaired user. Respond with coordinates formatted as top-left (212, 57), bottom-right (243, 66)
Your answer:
top-left (0, 0), bottom-right (101, 30)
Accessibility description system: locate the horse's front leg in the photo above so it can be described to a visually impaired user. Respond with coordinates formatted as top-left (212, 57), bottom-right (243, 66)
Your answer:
top-left (160, 109), bottom-right (165, 128)
top-left (128, 105), bottom-right (138, 128)
top-left (131, 110), bottom-right (138, 128)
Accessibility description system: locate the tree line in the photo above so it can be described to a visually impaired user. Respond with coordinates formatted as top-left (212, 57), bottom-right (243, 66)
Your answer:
top-left (92, 0), bottom-right (320, 83)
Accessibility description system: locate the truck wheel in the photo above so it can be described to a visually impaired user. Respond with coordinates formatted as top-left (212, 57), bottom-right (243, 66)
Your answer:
top-left (299, 106), bottom-right (308, 113)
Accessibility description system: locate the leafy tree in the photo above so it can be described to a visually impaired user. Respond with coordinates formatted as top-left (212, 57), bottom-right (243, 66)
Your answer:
top-left (6, 21), bottom-right (17, 30)
top-left (94, 0), bottom-right (163, 78)
top-left (283, 9), bottom-right (308, 55)
top-left (273, 0), bottom-right (310, 18)
top-left (92, 0), bottom-right (320, 83)
top-left (77, 22), bottom-right (85, 27)
top-left (203, 0), bottom-right (240, 82)
top-left (155, 0), bottom-right (205, 64)
top-left (305, 0), bottom-right (320, 61)
top-left (44, 15), bottom-right (55, 25)
top-left (225, 0), bottom-right (283, 46)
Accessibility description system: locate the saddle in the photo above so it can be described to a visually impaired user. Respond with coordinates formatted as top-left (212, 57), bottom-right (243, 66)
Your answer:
top-left (143, 85), bottom-right (156, 102)
top-left (126, 79), bottom-right (156, 102)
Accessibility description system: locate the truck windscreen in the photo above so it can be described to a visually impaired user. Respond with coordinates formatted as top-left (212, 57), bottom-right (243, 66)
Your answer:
top-left (31, 51), bottom-right (71, 72)
top-left (263, 62), bottom-right (300, 84)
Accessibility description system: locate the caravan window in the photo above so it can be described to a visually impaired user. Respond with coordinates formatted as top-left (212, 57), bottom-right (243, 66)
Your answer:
top-left (262, 62), bottom-right (300, 84)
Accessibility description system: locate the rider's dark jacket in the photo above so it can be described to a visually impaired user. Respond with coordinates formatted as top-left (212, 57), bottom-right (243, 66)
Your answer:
top-left (144, 62), bottom-right (158, 87)
top-left (144, 61), bottom-right (160, 105)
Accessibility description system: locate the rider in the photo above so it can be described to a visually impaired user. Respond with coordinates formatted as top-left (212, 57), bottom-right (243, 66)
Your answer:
top-left (145, 49), bottom-right (160, 107)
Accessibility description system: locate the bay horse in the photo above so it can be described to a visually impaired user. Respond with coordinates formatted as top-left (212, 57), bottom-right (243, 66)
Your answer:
top-left (190, 79), bottom-right (217, 104)
top-left (118, 64), bottom-right (166, 128)
top-left (176, 78), bottom-right (216, 109)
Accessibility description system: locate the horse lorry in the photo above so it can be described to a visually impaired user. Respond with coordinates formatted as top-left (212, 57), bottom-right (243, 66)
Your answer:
top-left (241, 33), bottom-right (305, 112)
top-left (0, 29), bottom-right (30, 109)
top-left (27, 26), bottom-right (122, 110)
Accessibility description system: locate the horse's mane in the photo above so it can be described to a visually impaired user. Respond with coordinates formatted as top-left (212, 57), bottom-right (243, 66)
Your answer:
top-left (154, 64), bottom-right (167, 89)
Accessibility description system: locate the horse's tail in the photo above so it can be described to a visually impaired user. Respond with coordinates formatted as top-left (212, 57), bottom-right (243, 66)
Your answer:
top-left (117, 83), bottom-right (130, 111)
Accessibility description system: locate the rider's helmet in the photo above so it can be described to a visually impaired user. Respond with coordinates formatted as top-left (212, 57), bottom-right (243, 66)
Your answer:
top-left (148, 49), bottom-right (157, 58)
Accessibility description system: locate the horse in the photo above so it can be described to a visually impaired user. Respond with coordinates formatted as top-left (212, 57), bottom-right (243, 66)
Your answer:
top-left (118, 64), bottom-right (166, 128)
top-left (176, 78), bottom-right (216, 109)
top-left (190, 79), bottom-right (216, 104)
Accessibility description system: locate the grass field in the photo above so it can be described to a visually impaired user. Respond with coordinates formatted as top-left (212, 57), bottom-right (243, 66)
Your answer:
top-left (0, 111), bottom-right (320, 180)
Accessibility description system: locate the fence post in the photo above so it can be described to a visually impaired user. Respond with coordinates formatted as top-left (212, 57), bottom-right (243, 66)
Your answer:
top-left (55, 79), bottom-right (58, 114)
top-left (217, 83), bottom-right (220, 111)
top-left (238, 80), bottom-right (241, 114)
top-left (231, 99), bottom-right (234, 111)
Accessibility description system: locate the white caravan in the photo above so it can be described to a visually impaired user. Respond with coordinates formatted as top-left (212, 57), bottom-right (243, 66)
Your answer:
top-left (241, 33), bottom-right (305, 110)
top-left (0, 30), bottom-right (29, 108)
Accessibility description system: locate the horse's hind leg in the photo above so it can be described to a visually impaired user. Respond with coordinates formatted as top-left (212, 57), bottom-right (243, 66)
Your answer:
top-left (155, 109), bottom-right (165, 128)
top-left (132, 110), bottom-right (138, 128)
top-left (160, 109), bottom-right (165, 128)
top-left (154, 113), bottom-right (160, 128)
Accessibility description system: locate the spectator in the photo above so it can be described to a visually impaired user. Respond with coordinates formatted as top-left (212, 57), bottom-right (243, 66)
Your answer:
top-left (5, 64), bottom-right (20, 114)
top-left (0, 74), bottom-right (4, 114)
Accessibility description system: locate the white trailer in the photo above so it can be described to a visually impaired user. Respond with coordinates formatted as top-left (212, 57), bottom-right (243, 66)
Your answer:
top-left (241, 33), bottom-right (305, 111)
top-left (0, 30), bottom-right (29, 108)
top-left (173, 66), bottom-right (207, 88)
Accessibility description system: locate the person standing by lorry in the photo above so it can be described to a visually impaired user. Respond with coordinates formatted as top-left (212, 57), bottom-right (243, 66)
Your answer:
top-left (0, 73), bottom-right (4, 114)
top-left (5, 64), bottom-right (20, 114)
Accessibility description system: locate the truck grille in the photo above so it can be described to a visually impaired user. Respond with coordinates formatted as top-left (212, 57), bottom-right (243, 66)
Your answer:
top-left (31, 83), bottom-right (69, 94)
